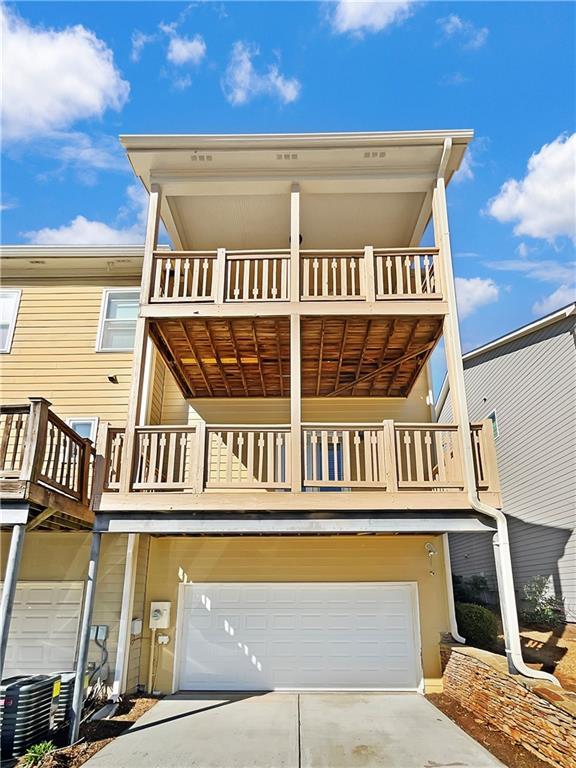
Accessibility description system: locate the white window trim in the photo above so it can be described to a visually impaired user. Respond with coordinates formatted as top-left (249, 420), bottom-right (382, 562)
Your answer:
top-left (67, 417), bottom-right (99, 442)
top-left (486, 409), bottom-right (499, 439)
top-left (96, 288), bottom-right (140, 353)
top-left (0, 288), bottom-right (22, 354)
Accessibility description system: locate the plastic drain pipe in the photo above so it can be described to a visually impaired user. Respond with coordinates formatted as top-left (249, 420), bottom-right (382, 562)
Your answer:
top-left (434, 168), bottom-right (559, 686)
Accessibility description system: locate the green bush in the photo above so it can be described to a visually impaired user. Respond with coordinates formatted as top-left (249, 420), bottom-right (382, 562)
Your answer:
top-left (453, 574), bottom-right (490, 605)
top-left (520, 575), bottom-right (565, 629)
top-left (455, 602), bottom-right (498, 651)
top-left (21, 741), bottom-right (55, 767)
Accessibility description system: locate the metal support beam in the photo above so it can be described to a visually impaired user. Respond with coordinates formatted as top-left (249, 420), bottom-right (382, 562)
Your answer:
top-left (69, 532), bottom-right (101, 743)
top-left (111, 534), bottom-right (140, 700)
top-left (0, 523), bottom-right (25, 678)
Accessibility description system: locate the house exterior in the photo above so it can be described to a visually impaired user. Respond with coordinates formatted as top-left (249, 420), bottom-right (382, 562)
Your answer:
top-left (437, 304), bottom-right (576, 621)
top-left (3, 131), bottom-right (545, 731)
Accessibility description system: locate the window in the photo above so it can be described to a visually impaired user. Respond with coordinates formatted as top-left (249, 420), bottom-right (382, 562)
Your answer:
top-left (67, 418), bottom-right (99, 442)
top-left (0, 289), bottom-right (22, 353)
top-left (96, 289), bottom-right (139, 351)
top-left (487, 410), bottom-right (499, 438)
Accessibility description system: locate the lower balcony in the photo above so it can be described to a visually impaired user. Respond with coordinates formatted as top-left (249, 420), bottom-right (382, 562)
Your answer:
top-left (98, 420), bottom-right (500, 512)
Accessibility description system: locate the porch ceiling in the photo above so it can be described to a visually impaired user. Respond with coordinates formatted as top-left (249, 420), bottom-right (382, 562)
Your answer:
top-left (150, 315), bottom-right (442, 399)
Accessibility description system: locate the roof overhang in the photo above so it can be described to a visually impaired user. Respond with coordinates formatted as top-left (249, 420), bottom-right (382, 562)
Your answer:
top-left (120, 130), bottom-right (474, 250)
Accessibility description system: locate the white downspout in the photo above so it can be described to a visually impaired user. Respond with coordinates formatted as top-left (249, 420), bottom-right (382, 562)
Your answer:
top-left (434, 157), bottom-right (559, 686)
top-left (442, 533), bottom-right (465, 643)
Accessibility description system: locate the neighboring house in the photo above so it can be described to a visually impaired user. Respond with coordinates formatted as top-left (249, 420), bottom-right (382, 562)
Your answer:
top-left (2, 131), bottom-right (511, 707)
top-left (437, 304), bottom-right (576, 621)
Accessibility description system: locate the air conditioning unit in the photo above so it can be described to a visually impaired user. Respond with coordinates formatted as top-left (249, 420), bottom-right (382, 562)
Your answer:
top-left (0, 674), bottom-right (61, 759)
top-left (52, 671), bottom-right (76, 728)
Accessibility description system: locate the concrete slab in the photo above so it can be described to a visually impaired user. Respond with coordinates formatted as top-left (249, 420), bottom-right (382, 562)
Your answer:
top-left (300, 694), bottom-right (503, 768)
top-left (84, 693), bottom-right (299, 768)
top-left (84, 692), bottom-right (503, 768)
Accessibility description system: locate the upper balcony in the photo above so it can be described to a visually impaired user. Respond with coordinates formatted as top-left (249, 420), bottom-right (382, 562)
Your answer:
top-left (1, 398), bottom-right (94, 529)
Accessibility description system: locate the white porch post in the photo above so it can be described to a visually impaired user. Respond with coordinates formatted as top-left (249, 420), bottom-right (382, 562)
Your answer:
top-left (0, 523), bottom-right (26, 678)
top-left (111, 534), bottom-right (140, 700)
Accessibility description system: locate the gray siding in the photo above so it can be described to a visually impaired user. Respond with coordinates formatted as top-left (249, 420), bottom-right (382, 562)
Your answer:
top-left (441, 316), bottom-right (576, 619)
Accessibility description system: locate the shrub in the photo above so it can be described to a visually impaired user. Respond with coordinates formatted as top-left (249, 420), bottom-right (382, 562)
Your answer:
top-left (520, 575), bottom-right (565, 629)
top-left (21, 741), bottom-right (55, 766)
top-left (453, 574), bottom-right (490, 606)
top-left (455, 602), bottom-right (498, 650)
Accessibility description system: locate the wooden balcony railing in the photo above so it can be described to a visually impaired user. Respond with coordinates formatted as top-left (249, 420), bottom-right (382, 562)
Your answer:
top-left (103, 420), bottom-right (498, 498)
top-left (0, 398), bottom-right (93, 505)
top-left (148, 247), bottom-right (442, 304)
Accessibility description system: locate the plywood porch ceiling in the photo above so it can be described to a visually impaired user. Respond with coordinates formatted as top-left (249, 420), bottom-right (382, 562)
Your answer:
top-left (150, 316), bottom-right (443, 399)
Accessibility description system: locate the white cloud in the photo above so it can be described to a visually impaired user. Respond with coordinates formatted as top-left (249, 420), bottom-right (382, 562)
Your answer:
top-left (222, 42), bottom-right (301, 106)
top-left (24, 184), bottom-right (148, 245)
top-left (2, 5), bottom-right (130, 142)
top-left (166, 34), bottom-right (206, 66)
top-left (486, 133), bottom-right (576, 243)
top-left (439, 72), bottom-right (470, 87)
top-left (131, 30), bottom-right (156, 62)
top-left (455, 277), bottom-right (499, 319)
top-left (330, 0), bottom-right (417, 36)
top-left (453, 151), bottom-right (474, 183)
top-left (532, 284), bottom-right (576, 316)
top-left (485, 257), bottom-right (575, 286)
top-left (437, 14), bottom-right (488, 50)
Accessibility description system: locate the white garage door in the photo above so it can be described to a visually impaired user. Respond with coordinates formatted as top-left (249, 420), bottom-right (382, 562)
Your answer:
top-left (0, 581), bottom-right (84, 678)
top-left (176, 582), bottom-right (422, 691)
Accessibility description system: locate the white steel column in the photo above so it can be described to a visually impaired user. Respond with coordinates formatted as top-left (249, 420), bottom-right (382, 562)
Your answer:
top-left (111, 534), bottom-right (140, 700)
top-left (0, 523), bottom-right (26, 678)
top-left (290, 314), bottom-right (302, 492)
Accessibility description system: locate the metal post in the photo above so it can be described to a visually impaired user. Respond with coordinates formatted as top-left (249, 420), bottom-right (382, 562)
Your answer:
top-left (0, 523), bottom-right (26, 678)
top-left (69, 532), bottom-right (101, 743)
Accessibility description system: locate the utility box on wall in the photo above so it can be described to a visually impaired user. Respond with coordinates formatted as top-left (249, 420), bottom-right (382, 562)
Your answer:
top-left (149, 602), bottom-right (171, 629)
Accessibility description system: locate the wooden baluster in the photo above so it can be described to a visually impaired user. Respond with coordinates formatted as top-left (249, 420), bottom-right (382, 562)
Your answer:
top-left (182, 258), bottom-right (190, 299)
top-left (414, 430), bottom-right (425, 483)
top-left (385, 257), bottom-right (393, 295)
top-left (331, 258), bottom-right (337, 296)
top-left (271, 259), bottom-right (278, 299)
top-left (350, 258), bottom-right (357, 296)
top-left (262, 259), bottom-right (269, 300)
top-left (172, 257), bottom-right (181, 299)
top-left (434, 430), bottom-right (446, 482)
top-left (257, 432), bottom-right (265, 483)
top-left (313, 258), bottom-right (319, 297)
top-left (424, 431), bottom-right (433, 482)
top-left (404, 255), bottom-right (412, 295)
top-left (376, 427), bottom-right (386, 485)
top-left (266, 432), bottom-right (274, 484)
top-left (52, 424), bottom-right (62, 483)
top-left (320, 430), bottom-right (329, 482)
top-left (281, 258), bottom-right (289, 299)
top-left (0, 414), bottom-right (12, 470)
top-left (242, 260), bottom-right (250, 301)
top-left (342, 430), bottom-right (351, 484)
top-left (395, 256), bottom-right (404, 295)
top-left (341, 257), bottom-right (348, 297)
top-left (284, 432), bottom-right (291, 484)
top-left (331, 432), bottom-right (340, 481)
top-left (322, 258), bottom-right (329, 297)
top-left (311, 431), bottom-right (318, 482)
top-left (353, 431), bottom-right (361, 482)
top-left (376, 256), bottom-right (384, 298)
top-left (423, 255), bottom-right (431, 293)
top-left (275, 433), bottom-right (283, 483)
top-left (358, 256), bottom-right (366, 298)
top-left (225, 431), bottom-right (234, 484)
top-left (302, 258), bottom-right (310, 298)
top-left (153, 258), bottom-right (162, 299)
top-left (201, 258), bottom-right (209, 298)
top-left (191, 258), bottom-right (200, 299)
top-left (414, 254), bottom-right (422, 294)
top-left (147, 432), bottom-right (158, 485)
top-left (247, 431), bottom-right (255, 483)
top-left (167, 432), bottom-right (177, 484)
top-left (12, 415), bottom-right (23, 470)
top-left (363, 430), bottom-right (373, 483)
top-left (402, 431), bottom-right (412, 481)
top-left (163, 258), bottom-right (171, 297)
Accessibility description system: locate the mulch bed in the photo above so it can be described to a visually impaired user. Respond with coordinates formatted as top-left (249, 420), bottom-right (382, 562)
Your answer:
top-left (428, 693), bottom-right (552, 768)
top-left (19, 695), bottom-right (159, 768)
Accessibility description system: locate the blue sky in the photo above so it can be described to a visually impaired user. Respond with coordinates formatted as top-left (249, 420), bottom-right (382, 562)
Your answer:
top-left (2, 1), bottom-right (575, 367)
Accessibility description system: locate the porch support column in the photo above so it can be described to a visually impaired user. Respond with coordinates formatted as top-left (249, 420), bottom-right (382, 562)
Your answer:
top-left (69, 532), bottom-right (102, 744)
top-left (290, 314), bottom-right (302, 491)
top-left (119, 184), bottom-right (161, 494)
top-left (111, 534), bottom-right (140, 700)
top-left (0, 523), bottom-right (26, 678)
top-left (290, 183), bottom-right (300, 302)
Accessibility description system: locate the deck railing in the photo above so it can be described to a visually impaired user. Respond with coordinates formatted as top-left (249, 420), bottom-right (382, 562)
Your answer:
top-left (0, 399), bottom-right (93, 504)
top-left (148, 247), bottom-right (441, 304)
top-left (102, 420), bottom-right (497, 496)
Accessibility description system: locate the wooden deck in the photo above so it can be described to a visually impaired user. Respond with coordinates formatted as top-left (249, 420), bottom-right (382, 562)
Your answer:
top-left (0, 399), bottom-right (94, 529)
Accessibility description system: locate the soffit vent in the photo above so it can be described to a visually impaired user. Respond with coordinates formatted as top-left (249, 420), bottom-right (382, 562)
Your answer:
top-left (190, 154), bottom-right (213, 162)
top-left (363, 151), bottom-right (387, 159)
top-left (276, 153), bottom-right (299, 161)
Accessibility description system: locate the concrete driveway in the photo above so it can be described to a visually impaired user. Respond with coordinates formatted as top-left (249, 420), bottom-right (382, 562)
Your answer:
top-left (85, 692), bottom-right (503, 768)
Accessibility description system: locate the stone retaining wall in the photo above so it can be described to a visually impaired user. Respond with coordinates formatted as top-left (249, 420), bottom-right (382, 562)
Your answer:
top-left (441, 643), bottom-right (576, 768)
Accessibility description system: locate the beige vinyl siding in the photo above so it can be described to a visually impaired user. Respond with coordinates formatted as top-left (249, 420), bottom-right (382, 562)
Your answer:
top-left (442, 316), bottom-right (576, 617)
top-left (141, 535), bottom-right (450, 694)
top-left (0, 278), bottom-right (139, 426)
top-left (0, 532), bottom-right (135, 688)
